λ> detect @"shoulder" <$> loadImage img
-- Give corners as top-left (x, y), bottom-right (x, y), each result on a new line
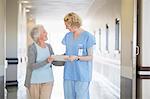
top-left (66, 32), bottom-right (72, 35)
top-left (64, 32), bottom-right (72, 37)
top-left (28, 43), bottom-right (36, 51)
top-left (46, 43), bottom-right (51, 48)
top-left (45, 43), bottom-right (54, 54)
top-left (46, 43), bottom-right (53, 50)
top-left (83, 31), bottom-right (96, 44)
top-left (27, 43), bottom-right (37, 55)
top-left (83, 31), bottom-right (94, 38)
top-left (62, 32), bottom-right (72, 41)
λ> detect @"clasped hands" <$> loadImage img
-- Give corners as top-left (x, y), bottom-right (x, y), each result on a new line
top-left (47, 55), bottom-right (79, 63)
top-left (64, 55), bottom-right (78, 61)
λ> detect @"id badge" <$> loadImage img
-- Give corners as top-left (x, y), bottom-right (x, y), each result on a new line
top-left (78, 44), bottom-right (83, 56)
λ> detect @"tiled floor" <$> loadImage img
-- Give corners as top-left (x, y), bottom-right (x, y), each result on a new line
top-left (5, 62), bottom-right (119, 99)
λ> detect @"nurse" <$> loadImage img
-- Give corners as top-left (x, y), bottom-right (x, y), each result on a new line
top-left (62, 12), bottom-right (95, 99)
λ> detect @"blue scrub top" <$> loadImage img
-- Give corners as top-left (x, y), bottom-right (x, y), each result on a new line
top-left (62, 31), bottom-right (96, 81)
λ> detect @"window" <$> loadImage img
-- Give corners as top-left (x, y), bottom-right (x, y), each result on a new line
top-left (98, 28), bottom-right (101, 51)
top-left (115, 18), bottom-right (120, 50)
top-left (106, 24), bottom-right (109, 51)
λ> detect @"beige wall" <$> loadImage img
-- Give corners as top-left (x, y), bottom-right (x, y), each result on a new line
top-left (6, 0), bottom-right (18, 58)
top-left (0, 0), bottom-right (6, 76)
top-left (121, 0), bottom-right (134, 79)
top-left (121, 0), bottom-right (137, 99)
top-left (6, 0), bottom-right (19, 82)
top-left (27, 17), bottom-right (36, 46)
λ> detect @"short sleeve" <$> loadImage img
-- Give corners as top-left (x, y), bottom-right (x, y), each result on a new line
top-left (86, 33), bottom-right (96, 48)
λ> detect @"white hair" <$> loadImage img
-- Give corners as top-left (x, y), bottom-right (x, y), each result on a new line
top-left (30, 25), bottom-right (43, 42)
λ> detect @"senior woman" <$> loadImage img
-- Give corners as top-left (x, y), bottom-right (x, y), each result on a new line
top-left (25, 25), bottom-right (54, 99)
top-left (62, 12), bottom-right (96, 99)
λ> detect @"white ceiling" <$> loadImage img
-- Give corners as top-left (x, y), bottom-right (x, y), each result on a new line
top-left (25, 0), bottom-right (95, 20)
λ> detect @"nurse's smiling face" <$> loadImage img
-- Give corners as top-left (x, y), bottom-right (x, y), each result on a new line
top-left (65, 22), bottom-right (78, 33)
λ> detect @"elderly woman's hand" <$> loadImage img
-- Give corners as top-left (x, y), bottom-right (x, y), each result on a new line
top-left (47, 56), bottom-right (54, 63)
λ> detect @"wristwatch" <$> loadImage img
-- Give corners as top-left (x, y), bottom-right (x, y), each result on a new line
top-left (77, 56), bottom-right (80, 61)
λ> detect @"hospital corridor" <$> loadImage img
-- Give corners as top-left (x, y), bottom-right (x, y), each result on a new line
top-left (0, 0), bottom-right (150, 99)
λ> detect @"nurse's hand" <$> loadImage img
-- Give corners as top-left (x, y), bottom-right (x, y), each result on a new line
top-left (64, 55), bottom-right (69, 60)
top-left (68, 56), bottom-right (78, 61)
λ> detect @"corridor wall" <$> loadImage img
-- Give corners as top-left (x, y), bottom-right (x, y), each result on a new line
top-left (6, 0), bottom-right (18, 85)
top-left (0, 0), bottom-right (5, 98)
top-left (86, 0), bottom-right (121, 97)
top-left (0, 0), bottom-right (5, 77)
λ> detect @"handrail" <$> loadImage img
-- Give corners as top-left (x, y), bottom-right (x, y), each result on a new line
top-left (137, 66), bottom-right (150, 79)
top-left (6, 58), bottom-right (18, 65)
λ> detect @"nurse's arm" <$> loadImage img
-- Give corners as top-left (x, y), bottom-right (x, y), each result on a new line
top-left (78, 47), bottom-right (93, 61)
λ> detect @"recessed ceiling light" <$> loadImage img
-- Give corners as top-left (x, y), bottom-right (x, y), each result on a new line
top-left (21, 0), bottom-right (29, 4)
top-left (26, 9), bottom-right (30, 12)
top-left (26, 5), bottom-right (32, 8)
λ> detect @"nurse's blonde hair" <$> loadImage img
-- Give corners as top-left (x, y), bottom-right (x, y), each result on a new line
top-left (64, 12), bottom-right (82, 28)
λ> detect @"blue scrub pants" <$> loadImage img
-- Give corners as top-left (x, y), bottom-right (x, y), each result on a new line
top-left (64, 80), bottom-right (90, 99)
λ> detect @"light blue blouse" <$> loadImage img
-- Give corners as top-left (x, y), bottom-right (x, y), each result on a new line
top-left (62, 31), bottom-right (95, 81)
top-left (30, 44), bottom-right (54, 83)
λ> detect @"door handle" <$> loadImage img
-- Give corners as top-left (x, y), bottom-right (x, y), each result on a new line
top-left (136, 46), bottom-right (140, 55)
